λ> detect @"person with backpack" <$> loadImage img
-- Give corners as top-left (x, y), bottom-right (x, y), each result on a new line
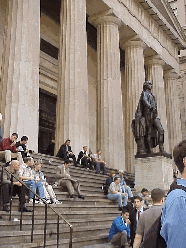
top-left (133, 188), bottom-right (165, 248)
top-left (160, 140), bottom-right (186, 248)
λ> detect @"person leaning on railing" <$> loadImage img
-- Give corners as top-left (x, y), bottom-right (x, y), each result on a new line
top-left (1, 160), bottom-right (31, 212)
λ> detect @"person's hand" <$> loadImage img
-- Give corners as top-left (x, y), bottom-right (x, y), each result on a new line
top-left (124, 185), bottom-right (127, 189)
top-left (122, 192), bottom-right (127, 197)
top-left (14, 181), bottom-right (22, 187)
top-left (10, 141), bottom-right (16, 147)
top-left (126, 219), bottom-right (130, 225)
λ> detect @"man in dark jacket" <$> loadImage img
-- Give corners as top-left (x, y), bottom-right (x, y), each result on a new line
top-left (108, 207), bottom-right (130, 247)
top-left (0, 133), bottom-right (23, 166)
top-left (2, 160), bottom-right (31, 212)
top-left (129, 196), bottom-right (148, 247)
top-left (56, 139), bottom-right (77, 166)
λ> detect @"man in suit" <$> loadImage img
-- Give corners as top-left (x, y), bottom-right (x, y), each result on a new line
top-left (129, 195), bottom-right (147, 247)
top-left (55, 160), bottom-right (85, 199)
top-left (77, 146), bottom-right (93, 169)
top-left (56, 139), bottom-right (77, 167)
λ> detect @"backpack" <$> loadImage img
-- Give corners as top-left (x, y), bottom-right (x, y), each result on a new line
top-left (141, 179), bottom-right (186, 248)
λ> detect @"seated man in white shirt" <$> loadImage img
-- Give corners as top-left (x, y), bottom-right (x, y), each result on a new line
top-left (19, 157), bottom-right (36, 202)
top-left (107, 176), bottom-right (128, 210)
top-left (93, 149), bottom-right (107, 174)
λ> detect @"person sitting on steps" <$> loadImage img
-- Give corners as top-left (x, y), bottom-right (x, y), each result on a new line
top-left (56, 139), bottom-right (77, 167)
top-left (1, 160), bottom-right (31, 212)
top-left (55, 160), bottom-right (85, 199)
top-left (0, 133), bottom-right (23, 166)
top-left (93, 149), bottom-right (107, 175)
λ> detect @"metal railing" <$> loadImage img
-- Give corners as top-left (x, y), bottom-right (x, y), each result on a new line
top-left (0, 164), bottom-right (73, 248)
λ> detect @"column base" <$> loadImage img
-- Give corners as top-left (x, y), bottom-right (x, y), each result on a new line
top-left (135, 156), bottom-right (173, 191)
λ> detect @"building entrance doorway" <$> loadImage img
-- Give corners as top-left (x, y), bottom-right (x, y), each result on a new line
top-left (38, 89), bottom-right (57, 154)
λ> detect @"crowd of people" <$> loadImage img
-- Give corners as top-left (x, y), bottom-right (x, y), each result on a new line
top-left (108, 139), bottom-right (186, 248)
top-left (1, 134), bottom-right (186, 248)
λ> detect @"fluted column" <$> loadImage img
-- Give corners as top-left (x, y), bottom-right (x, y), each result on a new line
top-left (145, 55), bottom-right (170, 153)
top-left (164, 70), bottom-right (182, 152)
top-left (121, 37), bottom-right (146, 172)
top-left (0, 0), bottom-right (40, 151)
top-left (55, 0), bottom-right (89, 156)
top-left (89, 15), bottom-right (125, 169)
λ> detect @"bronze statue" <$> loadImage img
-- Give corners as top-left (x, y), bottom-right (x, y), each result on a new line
top-left (132, 81), bottom-right (171, 157)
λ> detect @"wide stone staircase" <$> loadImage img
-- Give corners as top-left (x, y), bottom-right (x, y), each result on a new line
top-left (0, 153), bottom-right (135, 247)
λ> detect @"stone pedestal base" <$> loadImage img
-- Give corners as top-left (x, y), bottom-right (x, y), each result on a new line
top-left (135, 156), bottom-right (173, 191)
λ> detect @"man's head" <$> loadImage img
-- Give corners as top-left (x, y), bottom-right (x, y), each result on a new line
top-left (10, 133), bottom-right (18, 142)
top-left (134, 196), bottom-right (143, 210)
top-left (114, 176), bottom-right (120, 184)
top-left (118, 169), bottom-right (124, 176)
top-left (34, 160), bottom-right (42, 171)
top-left (65, 140), bottom-right (71, 146)
top-left (10, 160), bottom-right (20, 171)
top-left (64, 160), bottom-right (71, 168)
top-left (151, 188), bottom-right (165, 205)
top-left (24, 157), bottom-right (34, 167)
top-left (21, 136), bottom-right (28, 144)
top-left (143, 81), bottom-right (152, 91)
top-left (141, 188), bottom-right (148, 196)
top-left (83, 146), bottom-right (87, 152)
top-left (110, 170), bottom-right (116, 177)
top-left (97, 149), bottom-right (102, 155)
top-left (173, 140), bottom-right (186, 174)
top-left (121, 207), bottom-right (130, 221)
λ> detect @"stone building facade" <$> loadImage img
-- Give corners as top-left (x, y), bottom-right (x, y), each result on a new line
top-left (0, 0), bottom-right (185, 172)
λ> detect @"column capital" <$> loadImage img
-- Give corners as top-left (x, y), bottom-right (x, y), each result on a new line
top-left (145, 55), bottom-right (165, 67)
top-left (120, 35), bottom-right (146, 50)
top-left (164, 69), bottom-right (180, 79)
top-left (89, 10), bottom-right (121, 28)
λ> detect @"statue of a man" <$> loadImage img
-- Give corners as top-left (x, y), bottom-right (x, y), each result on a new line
top-left (132, 81), bottom-right (170, 156)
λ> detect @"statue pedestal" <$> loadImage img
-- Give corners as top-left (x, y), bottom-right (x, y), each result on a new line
top-left (134, 156), bottom-right (173, 191)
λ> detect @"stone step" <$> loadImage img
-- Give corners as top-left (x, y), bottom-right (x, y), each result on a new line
top-left (0, 215), bottom-right (115, 231)
top-left (0, 224), bottom-right (110, 244)
top-left (0, 233), bottom-right (109, 248)
top-left (0, 209), bottom-right (120, 220)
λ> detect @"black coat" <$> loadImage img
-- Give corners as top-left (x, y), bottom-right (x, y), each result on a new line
top-left (129, 207), bottom-right (148, 247)
top-left (56, 143), bottom-right (72, 159)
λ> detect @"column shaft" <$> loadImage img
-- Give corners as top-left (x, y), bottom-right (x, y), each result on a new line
top-left (122, 39), bottom-right (145, 172)
top-left (164, 70), bottom-right (182, 152)
top-left (96, 16), bottom-right (125, 169)
top-left (55, 0), bottom-right (89, 156)
top-left (0, 0), bottom-right (40, 151)
top-left (145, 56), bottom-right (170, 153)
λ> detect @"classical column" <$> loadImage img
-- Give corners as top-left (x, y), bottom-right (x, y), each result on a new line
top-left (0, 0), bottom-right (40, 151)
top-left (121, 37), bottom-right (146, 172)
top-left (145, 55), bottom-right (170, 153)
top-left (88, 15), bottom-right (125, 169)
top-left (55, 0), bottom-right (89, 156)
top-left (164, 69), bottom-right (182, 152)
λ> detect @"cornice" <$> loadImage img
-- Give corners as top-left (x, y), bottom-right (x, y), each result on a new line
top-left (135, 0), bottom-right (186, 49)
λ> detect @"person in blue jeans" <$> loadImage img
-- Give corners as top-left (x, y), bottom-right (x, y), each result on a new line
top-left (107, 176), bottom-right (128, 210)
top-left (19, 157), bottom-right (36, 201)
top-left (117, 169), bottom-right (133, 198)
top-left (32, 160), bottom-right (46, 204)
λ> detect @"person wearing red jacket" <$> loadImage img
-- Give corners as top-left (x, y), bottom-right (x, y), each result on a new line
top-left (0, 133), bottom-right (23, 166)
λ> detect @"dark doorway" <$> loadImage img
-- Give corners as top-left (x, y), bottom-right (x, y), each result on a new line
top-left (38, 89), bottom-right (57, 154)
